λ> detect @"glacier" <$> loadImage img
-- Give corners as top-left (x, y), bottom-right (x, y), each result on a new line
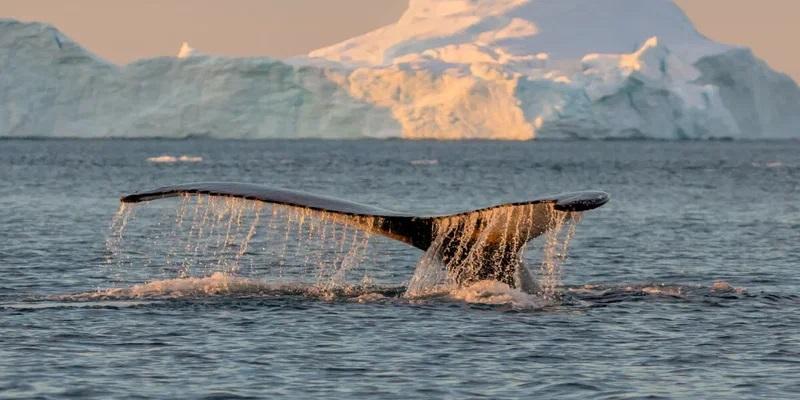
top-left (1, 0), bottom-right (798, 139)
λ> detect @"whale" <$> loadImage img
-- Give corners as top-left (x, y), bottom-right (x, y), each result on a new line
top-left (121, 182), bottom-right (608, 293)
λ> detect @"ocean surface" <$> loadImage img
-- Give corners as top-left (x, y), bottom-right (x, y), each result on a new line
top-left (1, 139), bottom-right (798, 399)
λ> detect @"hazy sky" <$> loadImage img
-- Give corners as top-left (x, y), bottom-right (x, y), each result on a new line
top-left (1, 0), bottom-right (797, 81)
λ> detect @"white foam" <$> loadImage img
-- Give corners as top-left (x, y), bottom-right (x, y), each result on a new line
top-left (66, 272), bottom-right (271, 300)
top-left (409, 159), bottom-right (439, 165)
top-left (766, 161), bottom-right (784, 169)
top-left (146, 155), bottom-right (203, 163)
top-left (59, 273), bottom-right (548, 308)
top-left (567, 281), bottom-right (748, 298)
top-left (450, 280), bottom-right (546, 309)
top-left (638, 285), bottom-right (684, 297)
top-left (710, 280), bottom-right (746, 294)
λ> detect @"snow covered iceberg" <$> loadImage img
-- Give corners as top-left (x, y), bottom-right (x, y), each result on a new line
top-left (0, 20), bottom-right (397, 138)
top-left (1, 0), bottom-right (798, 139)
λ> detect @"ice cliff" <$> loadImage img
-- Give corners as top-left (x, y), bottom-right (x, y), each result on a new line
top-left (0, 20), bottom-right (397, 138)
top-left (1, 0), bottom-right (799, 139)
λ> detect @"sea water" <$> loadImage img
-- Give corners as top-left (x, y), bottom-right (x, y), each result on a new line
top-left (1, 139), bottom-right (799, 399)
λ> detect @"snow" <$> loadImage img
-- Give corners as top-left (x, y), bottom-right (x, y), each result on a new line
top-left (1, 0), bottom-right (799, 139)
top-left (310, 0), bottom-right (726, 66)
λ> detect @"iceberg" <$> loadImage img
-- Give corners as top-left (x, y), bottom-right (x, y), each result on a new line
top-left (176, 42), bottom-right (196, 59)
top-left (0, 20), bottom-right (398, 138)
top-left (1, 0), bottom-right (798, 139)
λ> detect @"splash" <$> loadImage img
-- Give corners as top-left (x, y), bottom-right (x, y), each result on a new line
top-left (105, 202), bottom-right (137, 272)
top-left (74, 272), bottom-right (268, 300)
top-left (710, 280), bottom-right (747, 294)
top-left (107, 202), bottom-right (135, 251)
top-left (59, 272), bottom-right (405, 302)
top-left (536, 208), bottom-right (581, 300)
top-left (406, 203), bottom-right (581, 298)
top-left (105, 194), bottom-right (381, 294)
top-left (407, 204), bottom-right (539, 296)
top-left (106, 194), bottom-right (583, 301)
top-left (29, 279), bottom-right (761, 312)
top-left (450, 280), bottom-right (546, 309)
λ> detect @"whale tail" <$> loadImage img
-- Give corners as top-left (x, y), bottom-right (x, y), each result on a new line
top-left (121, 182), bottom-right (608, 290)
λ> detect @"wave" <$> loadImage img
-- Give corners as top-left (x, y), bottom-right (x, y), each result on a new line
top-left (48, 273), bottom-right (548, 308)
top-left (22, 273), bottom-right (763, 312)
top-left (54, 272), bottom-right (406, 303)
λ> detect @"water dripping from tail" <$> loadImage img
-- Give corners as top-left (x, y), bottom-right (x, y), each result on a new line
top-left (405, 204), bottom-right (583, 301)
top-left (535, 208), bottom-right (582, 300)
top-left (105, 183), bottom-right (608, 302)
top-left (104, 194), bottom-right (385, 297)
top-left (104, 198), bottom-right (584, 301)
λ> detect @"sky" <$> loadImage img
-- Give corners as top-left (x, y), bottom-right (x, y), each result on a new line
top-left (1, 0), bottom-right (797, 81)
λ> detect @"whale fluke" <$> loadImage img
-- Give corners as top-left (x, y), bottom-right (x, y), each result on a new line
top-left (121, 182), bottom-right (608, 291)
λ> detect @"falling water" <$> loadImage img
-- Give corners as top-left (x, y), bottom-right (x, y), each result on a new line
top-left (106, 195), bottom-right (583, 300)
top-left (536, 208), bottom-right (582, 300)
top-left (107, 203), bottom-right (135, 254)
top-left (106, 202), bottom-right (137, 278)
top-left (405, 203), bottom-right (582, 299)
top-left (104, 194), bottom-right (381, 294)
